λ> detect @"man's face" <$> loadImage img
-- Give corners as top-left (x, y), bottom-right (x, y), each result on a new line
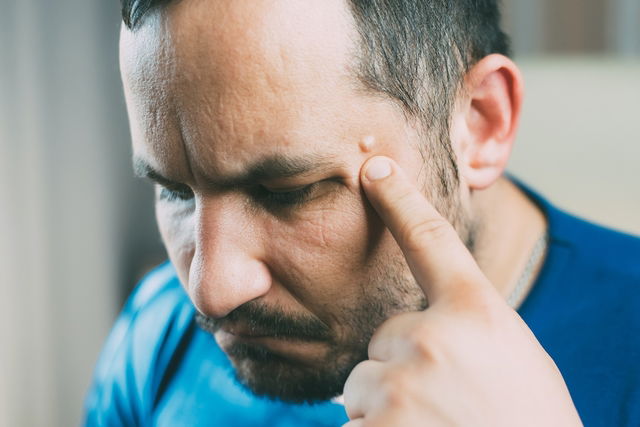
top-left (121, 0), bottom-right (465, 402)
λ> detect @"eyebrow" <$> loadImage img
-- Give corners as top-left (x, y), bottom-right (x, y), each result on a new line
top-left (133, 153), bottom-right (340, 189)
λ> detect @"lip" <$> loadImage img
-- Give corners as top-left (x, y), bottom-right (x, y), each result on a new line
top-left (218, 324), bottom-right (325, 342)
top-left (215, 329), bottom-right (330, 362)
top-left (219, 325), bottom-right (278, 339)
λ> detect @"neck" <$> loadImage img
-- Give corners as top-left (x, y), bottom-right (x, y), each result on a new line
top-left (470, 177), bottom-right (548, 307)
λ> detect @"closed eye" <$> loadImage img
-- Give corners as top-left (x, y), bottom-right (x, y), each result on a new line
top-left (156, 182), bottom-right (323, 207)
top-left (157, 184), bottom-right (194, 202)
top-left (254, 184), bottom-right (317, 208)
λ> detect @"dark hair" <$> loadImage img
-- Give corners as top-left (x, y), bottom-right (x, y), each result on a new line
top-left (120, 0), bottom-right (510, 198)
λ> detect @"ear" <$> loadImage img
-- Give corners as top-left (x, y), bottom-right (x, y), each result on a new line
top-left (450, 54), bottom-right (523, 190)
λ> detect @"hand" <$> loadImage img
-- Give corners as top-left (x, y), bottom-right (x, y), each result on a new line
top-left (342, 156), bottom-right (582, 427)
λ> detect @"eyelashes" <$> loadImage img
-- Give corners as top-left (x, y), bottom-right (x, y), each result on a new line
top-left (158, 185), bottom-right (194, 202)
top-left (157, 183), bottom-right (318, 208)
top-left (253, 184), bottom-right (317, 208)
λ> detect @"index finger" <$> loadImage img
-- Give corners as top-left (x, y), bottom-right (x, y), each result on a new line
top-left (360, 156), bottom-right (488, 303)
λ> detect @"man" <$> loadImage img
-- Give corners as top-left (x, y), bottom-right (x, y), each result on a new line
top-left (85, 0), bottom-right (640, 425)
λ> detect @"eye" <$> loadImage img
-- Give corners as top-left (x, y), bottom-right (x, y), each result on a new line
top-left (157, 184), bottom-right (194, 203)
top-left (255, 184), bottom-right (317, 208)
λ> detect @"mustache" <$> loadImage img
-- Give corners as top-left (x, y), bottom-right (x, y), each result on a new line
top-left (195, 301), bottom-right (332, 342)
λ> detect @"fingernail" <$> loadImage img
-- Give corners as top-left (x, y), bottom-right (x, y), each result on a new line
top-left (365, 157), bottom-right (392, 181)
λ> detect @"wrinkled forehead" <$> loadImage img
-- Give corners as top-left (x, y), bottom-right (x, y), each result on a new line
top-left (119, 0), bottom-right (360, 179)
top-left (120, 0), bottom-right (356, 91)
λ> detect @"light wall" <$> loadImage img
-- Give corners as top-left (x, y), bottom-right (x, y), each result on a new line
top-left (508, 58), bottom-right (640, 236)
top-left (0, 1), bottom-right (164, 426)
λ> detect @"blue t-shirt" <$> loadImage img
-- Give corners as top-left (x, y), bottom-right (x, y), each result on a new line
top-left (84, 185), bottom-right (640, 426)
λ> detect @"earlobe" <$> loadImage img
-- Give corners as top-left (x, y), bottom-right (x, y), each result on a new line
top-left (455, 54), bottom-right (523, 190)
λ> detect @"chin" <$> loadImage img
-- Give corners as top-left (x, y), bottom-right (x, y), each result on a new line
top-left (223, 340), bottom-right (361, 403)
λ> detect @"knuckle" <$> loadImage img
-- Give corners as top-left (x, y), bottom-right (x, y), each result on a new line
top-left (399, 216), bottom-right (452, 253)
top-left (368, 311), bottom-right (427, 359)
top-left (449, 288), bottom-right (505, 328)
top-left (444, 286), bottom-right (485, 314)
top-left (379, 367), bottom-right (414, 410)
top-left (361, 419), bottom-right (385, 427)
top-left (405, 322), bottom-right (444, 363)
top-left (475, 298), bottom-right (504, 327)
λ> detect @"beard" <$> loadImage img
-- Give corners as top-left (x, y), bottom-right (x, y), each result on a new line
top-left (194, 163), bottom-right (476, 404)
top-left (194, 254), bottom-right (429, 404)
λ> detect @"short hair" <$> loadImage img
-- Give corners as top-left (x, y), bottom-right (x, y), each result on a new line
top-left (120, 0), bottom-right (511, 198)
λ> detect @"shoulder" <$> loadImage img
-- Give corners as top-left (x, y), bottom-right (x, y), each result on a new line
top-left (517, 185), bottom-right (640, 425)
top-left (517, 179), bottom-right (640, 347)
top-left (126, 261), bottom-right (187, 312)
top-left (513, 176), bottom-right (640, 284)
top-left (83, 262), bottom-right (196, 426)
top-left (549, 207), bottom-right (640, 284)
top-left (546, 215), bottom-right (640, 426)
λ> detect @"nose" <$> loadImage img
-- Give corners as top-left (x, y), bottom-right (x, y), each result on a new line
top-left (188, 197), bottom-right (271, 318)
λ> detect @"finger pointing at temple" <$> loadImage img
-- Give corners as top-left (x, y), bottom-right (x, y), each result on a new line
top-left (360, 156), bottom-right (492, 304)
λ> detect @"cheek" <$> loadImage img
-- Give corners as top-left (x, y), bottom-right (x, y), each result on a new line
top-left (266, 192), bottom-right (386, 285)
top-left (298, 207), bottom-right (357, 248)
top-left (155, 203), bottom-right (196, 284)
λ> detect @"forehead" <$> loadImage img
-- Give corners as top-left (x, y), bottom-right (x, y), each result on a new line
top-left (120, 0), bottom-right (367, 181)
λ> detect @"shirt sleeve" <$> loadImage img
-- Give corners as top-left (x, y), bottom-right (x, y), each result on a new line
top-left (82, 262), bottom-right (192, 427)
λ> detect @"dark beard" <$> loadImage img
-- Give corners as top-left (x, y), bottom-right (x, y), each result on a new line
top-left (195, 301), bottom-right (371, 403)
top-left (194, 258), bottom-right (427, 404)
top-left (221, 337), bottom-right (364, 403)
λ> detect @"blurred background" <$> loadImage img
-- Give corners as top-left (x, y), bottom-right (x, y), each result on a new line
top-left (0, 0), bottom-right (638, 425)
